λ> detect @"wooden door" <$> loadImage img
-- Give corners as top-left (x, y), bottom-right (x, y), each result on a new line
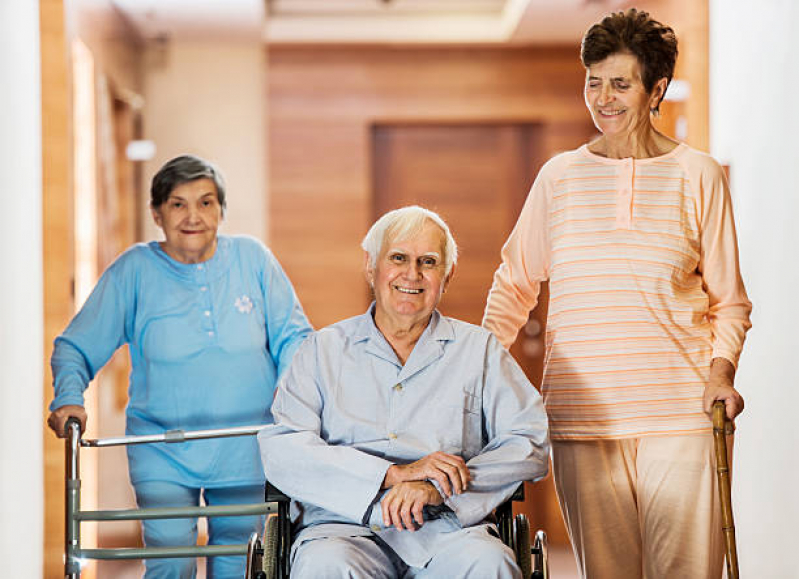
top-left (372, 123), bottom-right (568, 545)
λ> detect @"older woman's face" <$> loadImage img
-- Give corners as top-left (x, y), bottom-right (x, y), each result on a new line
top-left (584, 52), bottom-right (664, 139)
top-left (151, 177), bottom-right (222, 264)
top-left (367, 221), bottom-right (450, 330)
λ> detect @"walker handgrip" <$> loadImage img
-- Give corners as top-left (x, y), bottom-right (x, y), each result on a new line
top-left (64, 416), bottom-right (83, 438)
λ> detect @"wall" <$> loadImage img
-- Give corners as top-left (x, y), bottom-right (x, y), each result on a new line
top-left (709, 0), bottom-right (799, 575)
top-left (637, 0), bottom-right (709, 152)
top-left (142, 40), bottom-right (268, 243)
top-left (40, 1), bottom-right (146, 575)
top-left (0, 3), bottom-right (43, 576)
top-left (40, 0), bottom-right (75, 575)
top-left (68, 0), bottom-right (144, 92)
top-left (268, 45), bottom-right (594, 328)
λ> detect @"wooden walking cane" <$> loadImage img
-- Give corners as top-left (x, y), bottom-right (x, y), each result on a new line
top-left (712, 400), bottom-right (739, 579)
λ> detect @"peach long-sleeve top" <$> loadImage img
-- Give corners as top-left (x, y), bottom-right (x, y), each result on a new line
top-left (483, 143), bottom-right (752, 440)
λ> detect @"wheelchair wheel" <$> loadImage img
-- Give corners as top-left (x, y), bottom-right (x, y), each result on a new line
top-left (532, 529), bottom-right (549, 579)
top-left (245, 532), bottom-right (266, 579)
top-left (262, 514), bottom-right (280, 579)
top-left (513, 514), bottom-right (532, 579)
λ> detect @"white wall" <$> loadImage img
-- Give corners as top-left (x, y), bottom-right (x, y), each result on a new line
top-left (709, 1), bottom-right (799, 575)
top-left (0, 1), bottom-right (43, 576)
top-left (142, 40), bottom-right (268, 243)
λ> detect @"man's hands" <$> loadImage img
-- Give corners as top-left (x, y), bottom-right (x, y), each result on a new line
top-left (381, 481), bottom-right (443, 531)
top-left (47, 405), bottom-right (87, 438)
top-left (382, 451), bottom-right (471, 497)
top-left (379, 451), bottom-right (471, 532)
top-left (703, 357), bottom-right (744, 421)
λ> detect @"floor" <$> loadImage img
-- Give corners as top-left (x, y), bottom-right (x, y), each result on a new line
top-left (549, 546), bottom-right (581, 578)
top-left (96, 546), bottom-right (579, 578)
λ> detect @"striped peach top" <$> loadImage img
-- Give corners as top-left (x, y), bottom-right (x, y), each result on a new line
top-left (483, 143), bottom-right (752, 440)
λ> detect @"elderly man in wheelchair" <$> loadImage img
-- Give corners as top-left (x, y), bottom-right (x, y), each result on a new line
top-left (258, 206), bottom-right (550, 578)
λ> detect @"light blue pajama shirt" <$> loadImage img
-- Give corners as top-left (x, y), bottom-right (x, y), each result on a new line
top-left (258, 305), bottom-right (550, 568)
top-left (51, 234), bottom-right (312, 488)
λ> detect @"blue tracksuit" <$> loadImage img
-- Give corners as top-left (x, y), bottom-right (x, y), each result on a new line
top-left (51, 234), bottom-right (312, 577)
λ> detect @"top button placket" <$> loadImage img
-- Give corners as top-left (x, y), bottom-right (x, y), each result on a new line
top-left (197, 265), bottom-right (216, 340)
top-left (616, 158), bottom-right (635, 229)
top-left (387, 382), bottom-right (404, 444)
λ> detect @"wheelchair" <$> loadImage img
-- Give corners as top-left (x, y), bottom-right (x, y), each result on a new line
top-left (245, 482), bottom-right (549, 579)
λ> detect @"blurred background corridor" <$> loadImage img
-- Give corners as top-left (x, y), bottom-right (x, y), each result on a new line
top-left (1, 0), bottom-right (797, 576)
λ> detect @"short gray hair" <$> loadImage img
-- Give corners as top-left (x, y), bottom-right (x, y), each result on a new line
top-left (150, 154), bottom-right (227, 213)
top-left (361, 206), bottom-right (458, 276)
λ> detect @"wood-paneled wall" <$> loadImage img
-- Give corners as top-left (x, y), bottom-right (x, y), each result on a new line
top-left (41, 2), bottom-right (144, 576)
top-left (41, 1), bottom-right (74, 576)
top-left (268, 45), bottom-right (595, 329)
top-left (633, 0), bottom-right (710, 150)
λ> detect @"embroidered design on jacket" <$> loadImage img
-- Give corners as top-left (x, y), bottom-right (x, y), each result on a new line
top-left (235, 295), bottom-right (253, 314)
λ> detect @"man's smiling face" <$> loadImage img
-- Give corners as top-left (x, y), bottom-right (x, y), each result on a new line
top-left (368, 220), bottom-right (450, 332)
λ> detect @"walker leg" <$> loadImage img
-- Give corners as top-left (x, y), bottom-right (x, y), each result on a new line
top-left (65, 419), bottom-right (82, 579)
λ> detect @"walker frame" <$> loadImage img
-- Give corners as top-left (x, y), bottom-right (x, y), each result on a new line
top-left (63, 418), bottom-right (273, 578)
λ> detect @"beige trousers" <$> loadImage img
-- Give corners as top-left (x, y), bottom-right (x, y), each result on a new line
top-left (552, 434), bottom-right (727, 579)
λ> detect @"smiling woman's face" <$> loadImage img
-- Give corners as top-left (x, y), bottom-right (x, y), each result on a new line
top-left (368, 220), bottom-right (450, 333)
top-left (584, 51), bottom-right (665, 139)
top-left (151, 177), bottom-right (222, 264)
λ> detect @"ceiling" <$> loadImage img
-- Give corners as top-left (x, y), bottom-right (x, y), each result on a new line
top-left (268, 0), bottom-right (509, 15)
top-left (111, 0), bottom-right (634, 44)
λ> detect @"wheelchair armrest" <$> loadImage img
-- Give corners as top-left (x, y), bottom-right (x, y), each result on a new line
top-left (265, 480), bottom-right (291, 503)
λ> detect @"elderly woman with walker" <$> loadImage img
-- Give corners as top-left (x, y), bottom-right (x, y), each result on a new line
top-left (47, 155), bottom-right (312, 578)
top-left (483, 9), bottom-right (751, 578)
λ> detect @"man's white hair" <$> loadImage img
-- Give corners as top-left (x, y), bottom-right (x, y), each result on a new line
top-left (361, 205), bottom-right (458, 276)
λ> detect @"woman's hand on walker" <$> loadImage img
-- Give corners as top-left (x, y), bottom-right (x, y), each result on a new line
top-left (47, 405), bottom-right (87, 438)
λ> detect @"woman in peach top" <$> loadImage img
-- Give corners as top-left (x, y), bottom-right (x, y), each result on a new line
top-left (483, 9), bottom-right (751, 578)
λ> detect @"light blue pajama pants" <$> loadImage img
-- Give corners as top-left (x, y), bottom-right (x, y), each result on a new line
top-left (134, 481), bottom-right (264, 579)
top-left (290, 529), bottom-right (521, 578)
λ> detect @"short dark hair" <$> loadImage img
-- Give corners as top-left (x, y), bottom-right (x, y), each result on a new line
top-left (581, 8), bottom-right (678, 111)
top-left (150, 155), bottom-right (227, 212)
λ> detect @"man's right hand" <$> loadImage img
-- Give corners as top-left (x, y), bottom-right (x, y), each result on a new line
top-left (47, 405), bottom-right (87, 438)
top-left (382, 451), bottom-right (471, 497)
top-left (381, 481), bottom-right (443, 531)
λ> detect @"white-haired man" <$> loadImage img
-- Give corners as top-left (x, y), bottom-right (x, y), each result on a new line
top-left (258, 206), bottom-right (549, 578)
